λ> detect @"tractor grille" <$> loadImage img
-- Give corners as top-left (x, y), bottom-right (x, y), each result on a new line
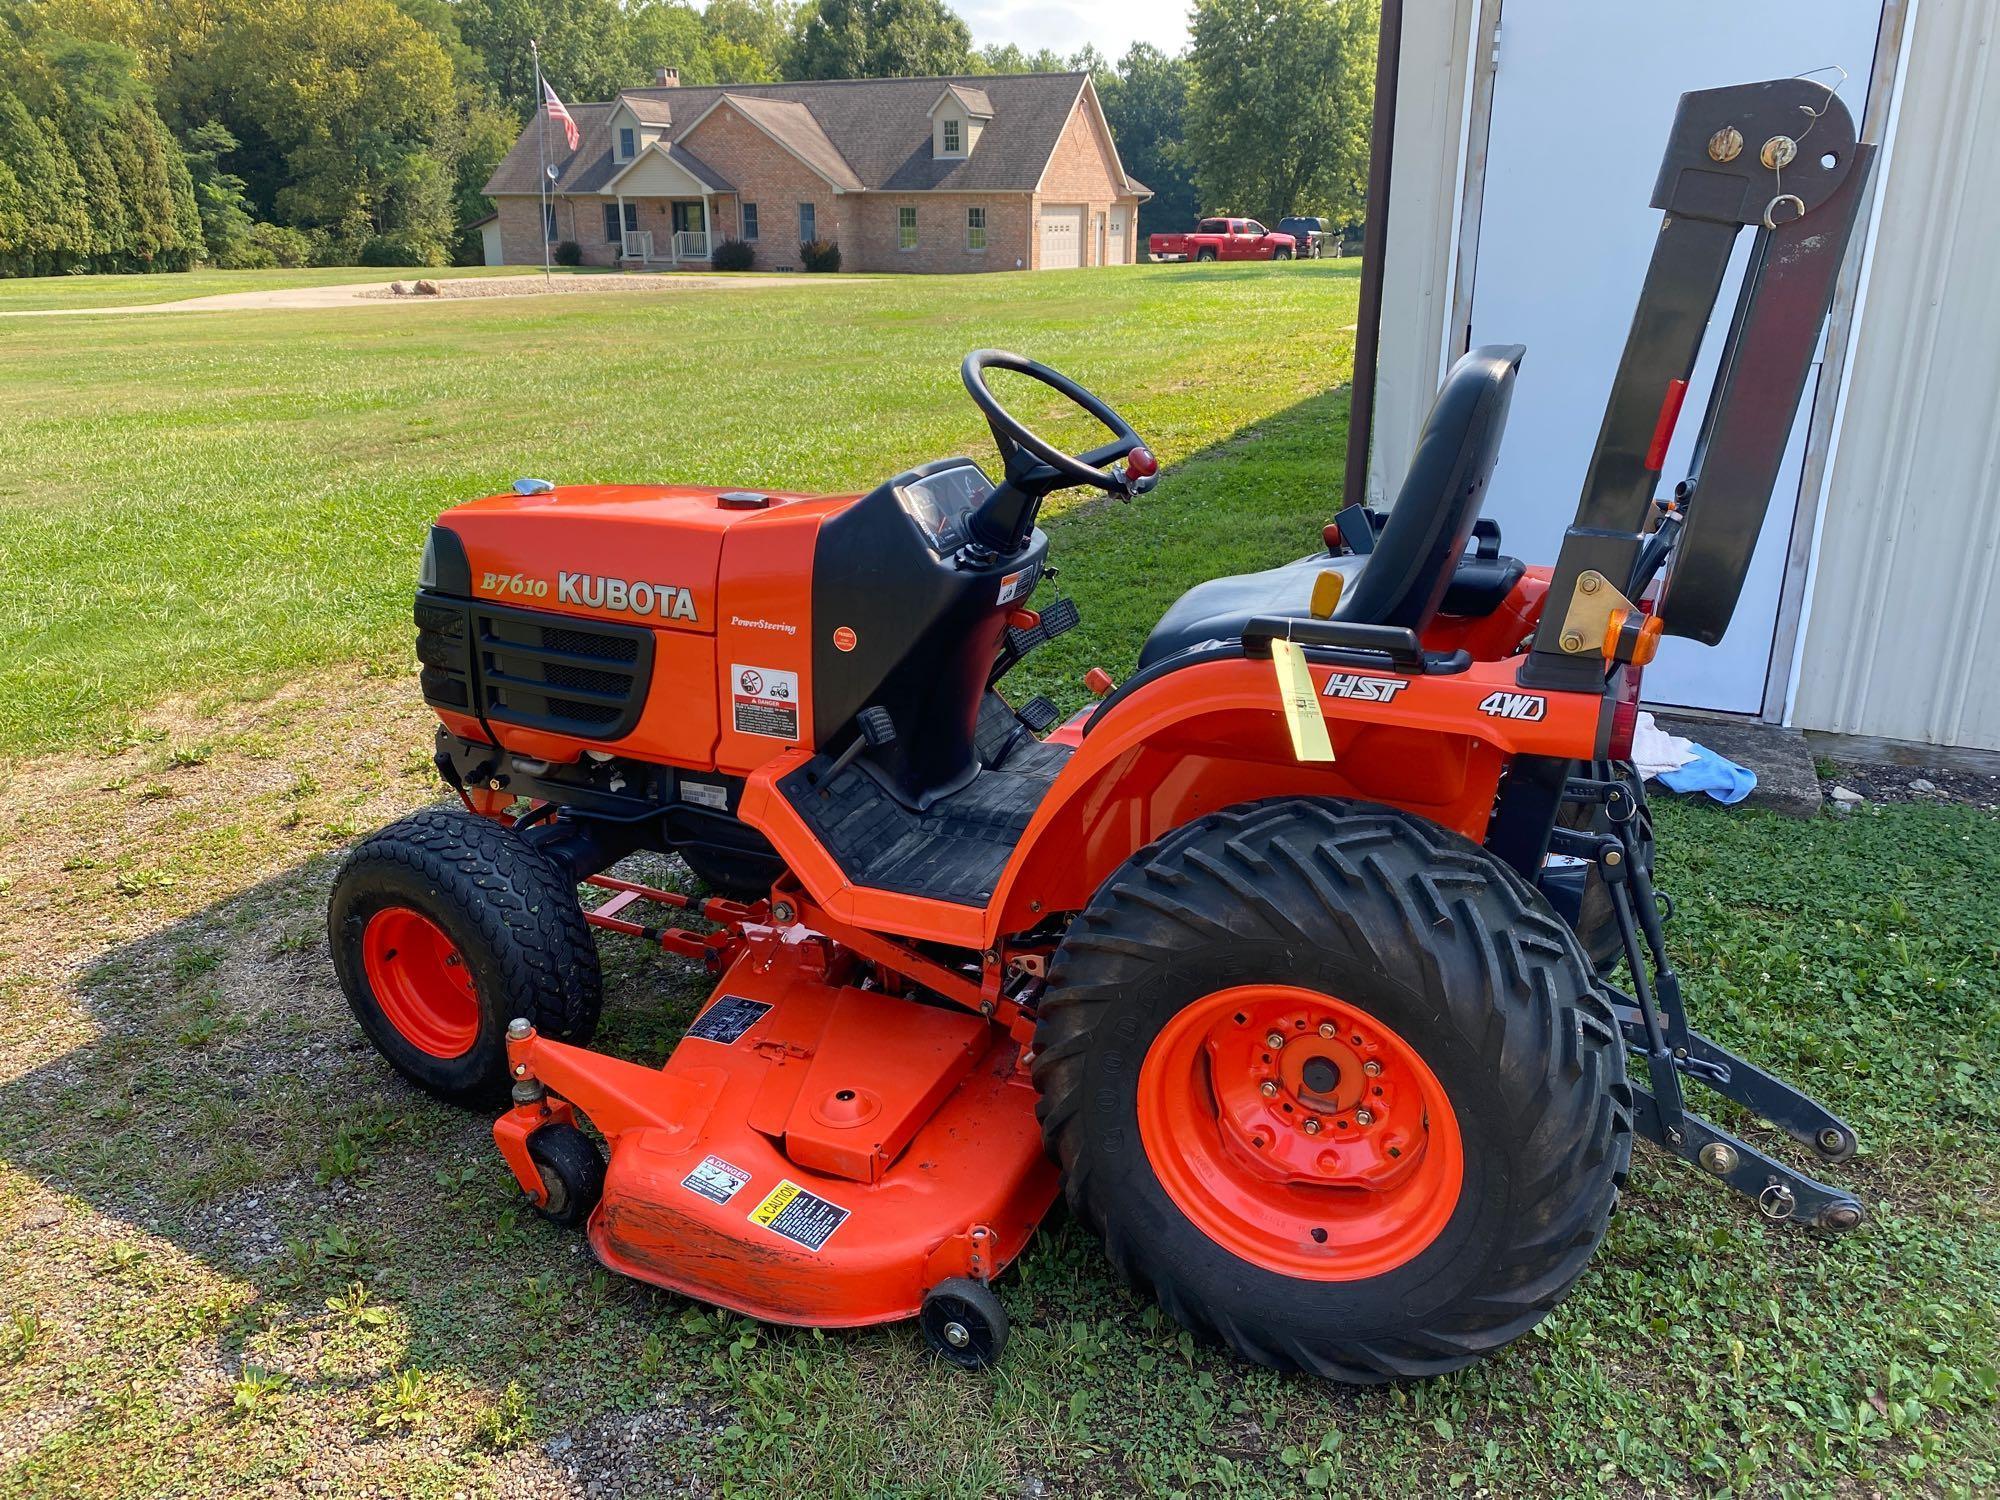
top-left (414, 591), bottom-right (654, 740)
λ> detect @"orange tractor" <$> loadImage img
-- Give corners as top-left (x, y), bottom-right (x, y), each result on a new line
top-left (331, 79), bottom-right (1870, 1379)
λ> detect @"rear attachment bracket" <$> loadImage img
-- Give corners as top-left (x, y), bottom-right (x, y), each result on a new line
top-left (1552, 774), bottom-right (1864, 1233)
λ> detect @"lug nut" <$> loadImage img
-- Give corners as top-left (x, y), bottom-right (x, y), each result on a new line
top-left (1353, 1107), bottom-right (1374, 1125)
top-left (1362, 1059), bottom-right (1382, 1077)
top-left (1259, 1080), bottom-right (1279, 1098)
top-left (1265, 1031), bottom-right (1286, 1050)
top-left (1317, 1021), bottom-right (1337, 1039)
top-left (1301, 1117), bottom-right (1321, 1136)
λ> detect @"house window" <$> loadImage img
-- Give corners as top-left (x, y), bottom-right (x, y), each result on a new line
top-left (618, 126), bottom-right (635, 160)
top-left (942, 118), bottom-right (962, 154)
top-left (799, 202), bottom-right (816, 243)
top-left (742, 202), bottom-right (759, 241)
top-left (604, 204), bottom-right (620, 242)
top-left (966, 206), bottom-right (986, 252)
top-left (898, 205), bottom-right (918, 251)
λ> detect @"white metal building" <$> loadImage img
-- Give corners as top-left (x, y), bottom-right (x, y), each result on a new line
top-left (1368, 0), bottom-right (1999, 753)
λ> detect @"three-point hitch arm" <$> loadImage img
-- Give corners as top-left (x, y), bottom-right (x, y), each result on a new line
top-left (1521, 77), bottom-right (1878, 692)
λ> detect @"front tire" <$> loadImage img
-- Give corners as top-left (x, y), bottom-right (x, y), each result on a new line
top-left (329, 807), bottom-right (602, 1108)
top-left (1273, 247), bottom-right (1293, 261)
top-left (1034, 798), bottom-right (1631, 1382)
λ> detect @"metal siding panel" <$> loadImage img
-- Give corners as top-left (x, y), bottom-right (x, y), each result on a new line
top-left (1367, 0), bottom-right (1481, 507)
top-left (1795, 0), bottom-right (2000, 749)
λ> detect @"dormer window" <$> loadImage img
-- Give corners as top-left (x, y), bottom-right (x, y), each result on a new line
top-left (942, 118), bottom-right (961, 155)
top-left (618, 126), bottom-right (636, 161)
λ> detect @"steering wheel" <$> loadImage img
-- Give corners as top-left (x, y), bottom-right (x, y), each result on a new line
top-left (961, 350), bottom-right (1158, 501)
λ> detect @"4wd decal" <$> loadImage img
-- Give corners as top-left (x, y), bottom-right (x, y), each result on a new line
top-left (1478, 690), bottom-right (1548, 721)
top-left (1321, 672), bottom-right (1411, 704)
top-left (556, 572), bottom-right (699, 621)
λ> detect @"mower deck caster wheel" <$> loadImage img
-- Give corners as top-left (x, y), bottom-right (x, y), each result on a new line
top-left (920, 1278), bottom-right (1008, 1371)
top-left (526, 1123), bottom-right (605, 1229)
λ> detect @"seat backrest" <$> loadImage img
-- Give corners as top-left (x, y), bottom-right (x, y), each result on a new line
top-left (1337, 344), bottom-right (1524, 632)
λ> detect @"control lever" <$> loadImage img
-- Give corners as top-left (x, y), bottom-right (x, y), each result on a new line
top-left (821, 707), bottom-right (896, 791)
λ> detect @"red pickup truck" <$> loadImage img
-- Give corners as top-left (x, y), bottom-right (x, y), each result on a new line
top-left (1148, 217), bottom-right (1297, 263)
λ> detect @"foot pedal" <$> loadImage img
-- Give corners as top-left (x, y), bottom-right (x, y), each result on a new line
top-left (1005, 595), bottom-right (1080, 657)
top-left (1015, 696), bottom-right (1059, 733)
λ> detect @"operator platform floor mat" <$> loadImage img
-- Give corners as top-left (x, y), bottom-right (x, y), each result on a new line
top-left (778, 697), bottom-right (1069, 905)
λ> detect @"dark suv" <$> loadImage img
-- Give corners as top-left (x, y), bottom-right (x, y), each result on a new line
top-left (1276, 216), bottom-right (1329, 259)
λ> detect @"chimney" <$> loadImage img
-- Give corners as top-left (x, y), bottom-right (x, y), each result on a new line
top-left (655, 66), bottom-right (680, 88)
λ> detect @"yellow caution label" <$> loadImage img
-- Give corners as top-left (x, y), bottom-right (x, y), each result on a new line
top-left (1272, 638), bottom-right (1337, 762)
top-left (747, 1178), bottom-right (850, 1251)
top-left (748, 1180), bottom-right (799, 1226)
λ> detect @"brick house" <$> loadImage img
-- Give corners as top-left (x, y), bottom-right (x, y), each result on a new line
top-left (483, 69), bottom-right (1149, 273)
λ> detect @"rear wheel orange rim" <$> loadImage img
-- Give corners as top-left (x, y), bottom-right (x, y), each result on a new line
top-left (1136, 984), bottom-right (1463, 1280)
top-left (361, 907), bottom-right (480, 1059)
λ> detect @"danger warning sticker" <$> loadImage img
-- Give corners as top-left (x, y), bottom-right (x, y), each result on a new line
top-left (731, 663), bottom-right (799, 740)
top-left (686, 994), bottom-right (772, 1045)
top-left (681, 1154), bottom-right (752, 1206)
top-left (748, 1179), bottom-right (851, 1251)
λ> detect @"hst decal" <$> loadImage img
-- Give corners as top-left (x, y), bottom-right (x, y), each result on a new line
top-left (1321, 672), bottom-right (1411, 704)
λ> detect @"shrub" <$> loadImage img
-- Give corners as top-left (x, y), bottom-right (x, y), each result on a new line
top-left (247, 222), bottom-right (312, 268)
top-left (358, 234), bottom-right (426, 267)
top-left (711, 237), bottom-right (755, 272)
top-left (799, 238), bottom-right (841, 273)
top-left (554, 239), bottom-right (582, 266)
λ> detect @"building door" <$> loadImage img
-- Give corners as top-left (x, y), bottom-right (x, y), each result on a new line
top-left (1462, 0), bottom-right (1885, 712)
top-left (1108, 206), bottom-right (1128, 264)
top-left (1040, 205), bottom-right (1084, 269)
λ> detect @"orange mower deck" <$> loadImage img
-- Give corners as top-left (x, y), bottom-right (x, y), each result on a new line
top-left (494, 902), bottom-right (1057, 1327)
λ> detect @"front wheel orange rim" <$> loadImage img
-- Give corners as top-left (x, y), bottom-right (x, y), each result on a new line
top-left (1136, 984), bottom-right (1463, 1280)
top-left (361, 907), bottom-right (481, 1059)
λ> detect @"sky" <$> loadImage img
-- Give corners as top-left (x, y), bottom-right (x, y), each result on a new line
top-left (954, 0), bottom-right (1192, 62)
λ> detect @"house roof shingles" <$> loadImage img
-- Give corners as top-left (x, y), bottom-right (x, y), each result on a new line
top-left (485, 72), bottom-right (1132, 200)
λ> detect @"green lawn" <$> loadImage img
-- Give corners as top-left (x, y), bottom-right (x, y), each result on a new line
top-left (0, 261), bottom-right (1995, 1497)
top-left (0, 264), bottom-right (566, 313)
top-left (0, 262), bottom-right (1357, 757)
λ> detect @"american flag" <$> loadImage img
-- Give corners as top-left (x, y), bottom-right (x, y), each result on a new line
top-left (543, 79), bottom-right (579, 151)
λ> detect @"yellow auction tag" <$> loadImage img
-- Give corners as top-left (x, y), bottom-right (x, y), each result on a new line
top-left (1271, 638), bottom-right (1336, 762)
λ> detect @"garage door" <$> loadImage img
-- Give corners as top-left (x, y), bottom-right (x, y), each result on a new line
top-left (1040, 205), bottom-right (1084, 269)
top-left (1107, 207), bottom-right (1128, 265)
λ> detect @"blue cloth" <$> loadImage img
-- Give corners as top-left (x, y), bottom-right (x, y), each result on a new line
top-left (1658, 742), bottom-right (1757, 805)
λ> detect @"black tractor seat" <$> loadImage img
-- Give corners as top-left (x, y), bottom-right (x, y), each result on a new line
top-left (1138, 549), bottom-right (1527, 669)
top-left (1138, 344), bottom-right (1526, 671)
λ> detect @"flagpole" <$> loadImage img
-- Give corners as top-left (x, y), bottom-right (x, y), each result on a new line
top-left (534, 38), bottom-right (550, 285)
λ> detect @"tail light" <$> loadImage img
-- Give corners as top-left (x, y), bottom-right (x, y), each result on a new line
top-left (1607, 664), bottom-right (1644, 761)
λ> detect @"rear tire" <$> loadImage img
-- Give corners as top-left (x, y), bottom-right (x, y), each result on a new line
top-left (1196, 247), bottom-right (1217, 263)
top-left (1034, 798), bottom-right (1631, 1382)
top-left (329, 807), bottom-right (602, 1108)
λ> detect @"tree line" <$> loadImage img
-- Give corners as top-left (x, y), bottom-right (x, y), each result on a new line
top-left (0, 0), bottom-right (1376, 278)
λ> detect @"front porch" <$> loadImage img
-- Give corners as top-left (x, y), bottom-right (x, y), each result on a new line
top-left (601, 141), bottom-right (734, 269)
top-left (617, 212), bottom-right (716, 268)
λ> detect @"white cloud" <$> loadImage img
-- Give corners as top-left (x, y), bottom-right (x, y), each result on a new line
top-left (954, 0), bottom-right (1191, 62)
